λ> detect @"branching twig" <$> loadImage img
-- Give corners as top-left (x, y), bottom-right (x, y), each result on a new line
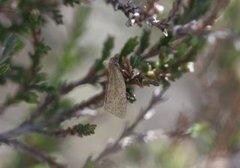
top-left (0, 91), bottom-right (105, 141)
top-left (2, 139), bottom-right (65, 168)
top-left (105, 0), bottom-right (230, 36)
top-left (173, 0), bottom-right (230, 35)
top-left (47, 91), bottom-right (105, 125)
top-left (82, 87), bottom-right (168, 167)
top-left (24, 66), bottom-right (103, 125)
top-left (105, 0), bottom-right (183, 31)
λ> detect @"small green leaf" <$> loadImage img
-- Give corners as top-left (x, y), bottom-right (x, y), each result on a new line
top-left (63, 0), bottom-right (81, 6)
top-left (33, 83), bottom-right (55, 93)
top-left (176, 43), bottom-right (188, 58)
top-left (22, 92), bottom-right (39, 104)
top-left (8, 65), bottom-right (26, 83)
top-left (102, 36), bottom-right (114, 60)
top-left (120, 37), bottom-right (138, 57)
top-left (35, 42), bottom-right (51, 56)
top-left (170, 68), bottom-right (182, 80)
top-left (187, 123), bottom-right (210, 138)
top-left (0, 64), bottom-right (10, 76)
top-left (0, 34), bottom-right (23, 64)
top-left (52, 9), bottom-right (63, 25)
top-left (157, 33), bottom-right (172, 49)
top-left (32, 164), bottom-right (49, 168)
top-left (87, 160), bottom-right (95, 168)
top-left (75, 123), bottom-right (97, 136)
top-left (95, 59), bottom-right (104, 71)
top-left (130, 55), bottom-right (141, 68)
top-left (130, 55), bottom-right (148, 72)
top-left (138, 29), bottom-right (151, 53)
top-left (187, 122), bottom-right (215, 149)
top-left (95, 36), bottom-right (115, 71)
top-left (31, 73), bottom-right (47, 84)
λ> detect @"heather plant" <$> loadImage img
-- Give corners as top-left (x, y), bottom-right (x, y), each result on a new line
top-left (0, 0), bottom-right (238, 168)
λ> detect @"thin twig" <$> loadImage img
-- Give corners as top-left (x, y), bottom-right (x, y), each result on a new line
top-left (105, 0), bottom-right (229, 36)
top-left (2, 139), bottom-right (65, 168)
top-left (173, 0), bottom-right (230, 35)
top-left (24, 68), bottom-right (103, 125)
top-left (47, 91), bottom-right (105, 125)
top-left (0, 91), bottom-right (105, 141)
top-left (82, 87), bottom-right (168, 167)
top-left (0, 28), bottom-right (43, 115)
top-left (105, 0), bottom-right (183, 31)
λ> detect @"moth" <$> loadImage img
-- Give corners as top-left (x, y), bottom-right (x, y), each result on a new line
top-left (104, 56), bottom-right (127, 118)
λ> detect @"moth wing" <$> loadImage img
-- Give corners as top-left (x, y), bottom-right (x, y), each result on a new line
top-left (104, 62), bottom-right (127, 118)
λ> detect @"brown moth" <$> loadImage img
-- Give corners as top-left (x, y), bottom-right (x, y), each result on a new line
top-left (104, 56), bottom-right (127, 118)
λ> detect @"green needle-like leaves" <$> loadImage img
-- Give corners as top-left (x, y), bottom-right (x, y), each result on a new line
top-left (0, 34), bottom-right (23, 64)
top-left (120, 36), bottom-right (138, 57)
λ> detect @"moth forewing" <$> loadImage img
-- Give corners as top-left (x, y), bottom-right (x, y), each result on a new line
top-left (104, 57), bottom-right (127, 118)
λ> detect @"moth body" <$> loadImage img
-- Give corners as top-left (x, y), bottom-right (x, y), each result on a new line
top-left (104, 56), bottom-right (127, 118)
